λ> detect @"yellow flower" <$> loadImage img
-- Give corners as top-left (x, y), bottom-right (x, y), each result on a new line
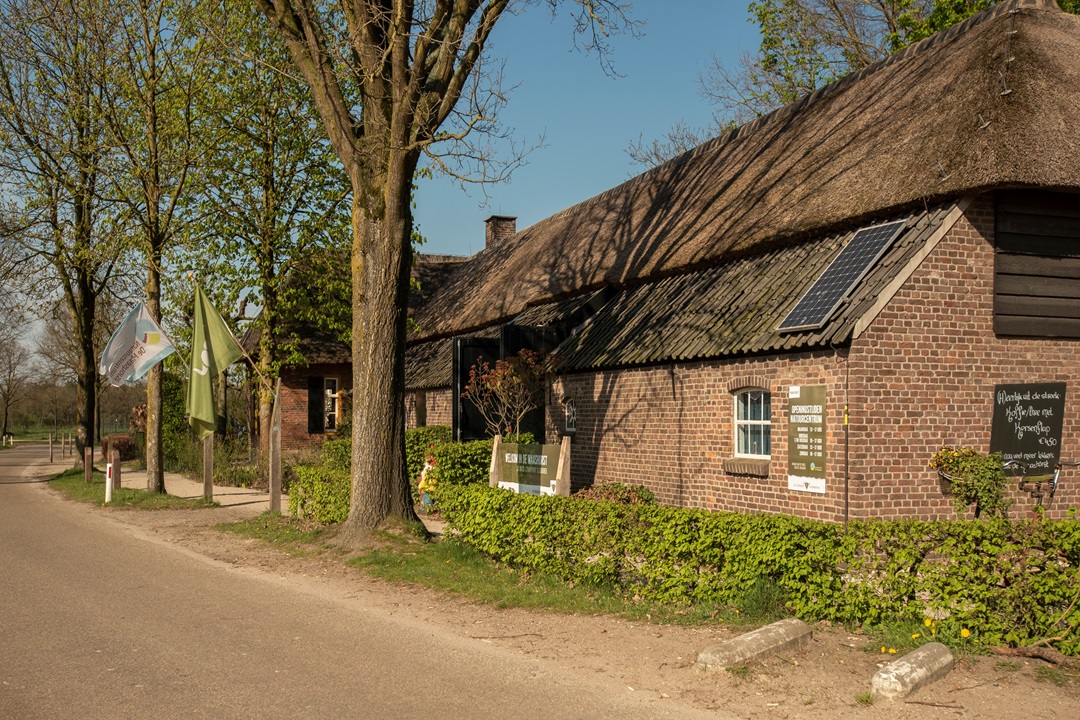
top-left (924, 618), bottom-right (933, 627)
top-left (961, 628), bottom-right (971, 638)
top-left (889, 648), bottom-right (897, 654)
top-left (880, 646), bottom-right (886, 653)
top-left (911, 633), bottom-right (921, 639)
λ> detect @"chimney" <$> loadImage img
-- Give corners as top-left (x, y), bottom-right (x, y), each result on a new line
top-left (484, 215), bottom-right (517, 250)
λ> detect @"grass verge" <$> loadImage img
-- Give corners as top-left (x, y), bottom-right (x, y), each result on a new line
top-left (49, 467), bottom-right (217, 509)
top-left (218, 513), bottom-right (329, 555)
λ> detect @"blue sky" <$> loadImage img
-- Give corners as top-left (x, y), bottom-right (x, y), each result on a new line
top-left (413, 1), bottom-right (760, 257)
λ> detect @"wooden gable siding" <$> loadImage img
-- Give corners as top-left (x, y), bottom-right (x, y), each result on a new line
top-left (994, 190), bottom-right (1080, 337)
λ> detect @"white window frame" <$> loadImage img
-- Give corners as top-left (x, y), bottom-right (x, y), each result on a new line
top-left (324, 377), bottom-right (339, 432)
top-left (734, 388), bottom-right (771, 459)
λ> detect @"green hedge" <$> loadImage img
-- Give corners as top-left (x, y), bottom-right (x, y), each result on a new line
top-left (290, 465), bottom-right (350, 523)
top-left (406, 426), bottom-right (452, 482)
top-left (439, 485), bottom-right (1080, 653)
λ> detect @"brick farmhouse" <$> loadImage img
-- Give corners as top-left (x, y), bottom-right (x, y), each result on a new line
top-left (281, 0), bottom-right (1080, 521)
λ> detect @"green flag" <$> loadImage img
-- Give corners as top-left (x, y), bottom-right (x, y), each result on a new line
top-left (186, 284), bottom-right (244, 440)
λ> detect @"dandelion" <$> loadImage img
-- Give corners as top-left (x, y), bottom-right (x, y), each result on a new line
top-left (924, 618), bottom-right (933, 627)
top-left (911, 633), bottom-right (921, 639)
top-left (880, 646), bottom-right (886, 653)
top-left (889, 648), bottom-right (897, 654)
top-left (961, 628), bottom-right (971, 638)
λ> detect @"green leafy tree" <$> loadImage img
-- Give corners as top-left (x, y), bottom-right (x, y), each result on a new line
top-left (251, 0), bottom-right (639, 540)
top-left (177, 0), bottom-right (351, 466)
top-left (96, 0), bottom-right (219, 492)
top-left (0, 0), bottom-right (127, 460)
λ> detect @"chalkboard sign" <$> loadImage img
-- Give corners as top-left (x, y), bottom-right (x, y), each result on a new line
top-left (989, 382), bottom-right (1067, 474)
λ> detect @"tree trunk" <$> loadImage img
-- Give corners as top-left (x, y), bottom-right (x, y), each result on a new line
top-left (341, 163), bottom-right (419, 541)
top-left (145, 260), bottom-right (166, 493)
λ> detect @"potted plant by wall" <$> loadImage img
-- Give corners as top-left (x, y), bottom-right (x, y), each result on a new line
top-left (930, 446), bottom-right (1010, 518)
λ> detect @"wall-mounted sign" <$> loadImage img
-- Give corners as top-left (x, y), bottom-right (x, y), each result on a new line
top-left (564, 398), bottom-right (576, 434)
top-left (787, 385), bottom-right (826, 494)
top-left (989, 382), bottom-right (1067, 474)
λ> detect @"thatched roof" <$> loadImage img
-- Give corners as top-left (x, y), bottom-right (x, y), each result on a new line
top-left (411, 0), bottom-right (1080, 341)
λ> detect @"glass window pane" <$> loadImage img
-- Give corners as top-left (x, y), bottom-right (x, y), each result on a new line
top-left (750, 391), bottom-right (762, 421)
top-left (762, 394), bottom-right (771, 421)
top-left (737, 392), bottom-right (748, 421)
top-left (737, 424), bottom-right (748, 455)
top-left (750, 425), bottom-right (762, 455)
top-left (762, 426), bottom-right (771, 455)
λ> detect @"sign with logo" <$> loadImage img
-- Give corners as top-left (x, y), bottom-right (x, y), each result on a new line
top-left (990, 382), bottom-right (1066, 474)
top-left (787, 385), bottom-right (826, 494)
top-left (498, 443), bottom-right (561, 495)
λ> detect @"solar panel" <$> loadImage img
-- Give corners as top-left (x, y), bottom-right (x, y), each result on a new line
top-left (778, 220), bottom-right (907, 332)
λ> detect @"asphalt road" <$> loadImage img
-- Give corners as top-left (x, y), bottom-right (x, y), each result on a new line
top-left (0, 444), bottom-right (713, 720)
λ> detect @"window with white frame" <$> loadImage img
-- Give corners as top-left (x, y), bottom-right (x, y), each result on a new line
top-left (735, 389), bottom-right (771, 458)
top-left (324, 378), bottom-right (339, 431)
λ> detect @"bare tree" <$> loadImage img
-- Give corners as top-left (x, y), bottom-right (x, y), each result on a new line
top-left (251, 0), bottom-right (639, 539)
top-left (0, 337), bottom-right (33, 437)
top-left (628, 0), bottom-right (940, 168)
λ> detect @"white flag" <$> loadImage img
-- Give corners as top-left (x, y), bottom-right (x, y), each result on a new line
top-left (98, 302), bottom-right (176, 387)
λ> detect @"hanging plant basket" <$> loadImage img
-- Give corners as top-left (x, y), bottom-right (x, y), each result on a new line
top-left (937, 469), bottom-right (956, 497)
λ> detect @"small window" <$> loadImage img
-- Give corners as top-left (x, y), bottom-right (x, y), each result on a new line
top-left (324, 378), bottom-right (339, 431)
top-left (735, 389), bottom-right (771, 459)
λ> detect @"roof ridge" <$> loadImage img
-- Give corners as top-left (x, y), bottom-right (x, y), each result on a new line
top-left (519, 0), bottom-right (1054, 236)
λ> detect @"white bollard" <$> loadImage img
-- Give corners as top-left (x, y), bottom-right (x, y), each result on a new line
top-left (105, 462), bottom-right (113, 503)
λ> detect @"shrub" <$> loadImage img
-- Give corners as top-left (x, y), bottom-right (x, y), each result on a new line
top-left (573, 482), bottom-right (656, 505)
top-left (438, 485), bottom-right (1080, 654)
top-left (427, 439), bottom-right (494, 487)
top-left (406, 425), bottom-right (452, 482)
top-left (426, 433), bottom-right (537, 492)
top-left (289, 465), bottom-right (351, 524)
top-left (101, 434), bottom-right (139, 462)
top-left (321, 437), bottom-right (352, 472)
top-left (213, 440), bottom-right (259, 488)
top-left (162, 370), bottom-right (196, 472)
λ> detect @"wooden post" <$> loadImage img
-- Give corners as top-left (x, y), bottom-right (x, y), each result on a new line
top-left (268, 379), bottom-right (282, 514)
top-left (49, 433), bottom-right (53, 463)
top-left (84, 447), bottom-right (92, 484)
top-left (203, 435), bottom-right (214, 501)
top-left (112, 448), bottom-right (122, 492)
top-left (489, 435), bottom-right (502, 488)
top-left (556, 436), bottom-right (572, 497)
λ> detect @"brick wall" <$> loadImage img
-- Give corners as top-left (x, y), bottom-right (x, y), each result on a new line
top-left (546, 194), bottom-right (1080, 521)
top-left (280, 363), bottom-right (352, 456)
top-left (405, 389), bottom-right (453, 429)
top-left (549, 351), bottom-right (848, 521)
top-left (847, 194), bottom-right (1080, 520)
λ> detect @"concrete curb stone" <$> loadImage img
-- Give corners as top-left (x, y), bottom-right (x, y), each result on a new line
top-left (697, 618), bottom-right (813, 672)
top-left (871, 641), bottom-right (955, 700)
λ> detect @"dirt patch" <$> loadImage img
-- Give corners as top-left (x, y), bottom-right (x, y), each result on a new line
top-left (74, 495), bottom-right (1080, 719)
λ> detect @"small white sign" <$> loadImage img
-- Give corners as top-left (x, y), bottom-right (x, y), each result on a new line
top-left (789, 385), bottom-right (801, 399)
top-left (788, 475), bottom-right (826, 494)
